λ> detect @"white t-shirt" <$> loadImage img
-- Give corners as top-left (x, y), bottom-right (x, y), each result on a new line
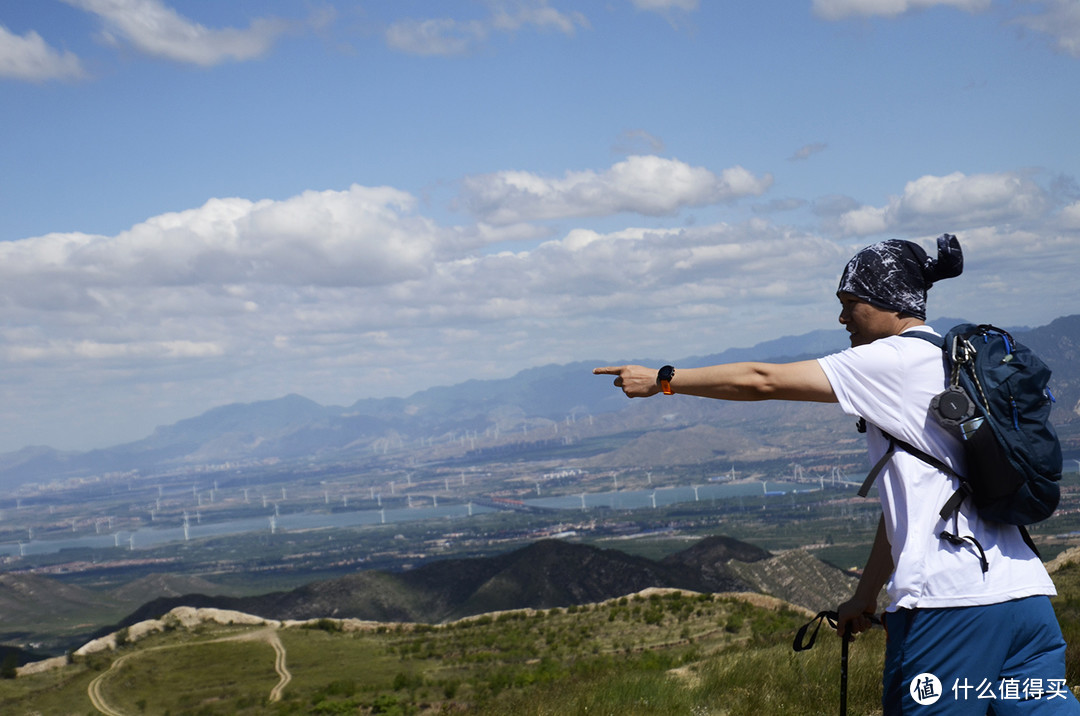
top-left (817, 326), bottom-right (1055, 611)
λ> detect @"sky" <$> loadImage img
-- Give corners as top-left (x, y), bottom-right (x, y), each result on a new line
top-left (1, 0), bottom-right (1079, 454)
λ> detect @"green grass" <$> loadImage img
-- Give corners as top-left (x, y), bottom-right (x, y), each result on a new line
top-left (0, 592), bottom-right (821, 715)
top-left (6, 562), bottom-right (1080, 715)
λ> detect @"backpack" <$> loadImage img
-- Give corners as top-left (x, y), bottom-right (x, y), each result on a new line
top-left (857, 323), bottom-right (1062, 566)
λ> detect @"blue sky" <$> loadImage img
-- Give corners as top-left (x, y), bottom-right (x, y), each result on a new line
top-left (1, 0), bottom-right (1079, 454)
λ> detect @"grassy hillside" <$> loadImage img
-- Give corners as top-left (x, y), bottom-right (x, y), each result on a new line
top-left (5, 560), bottom-right (1080, 715)
top-left (0, 590), bottom-right (866, 716)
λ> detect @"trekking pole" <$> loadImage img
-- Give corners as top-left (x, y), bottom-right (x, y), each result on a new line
top-left (839, 629), bottom-right (851, 716)
top-left (794, 610), bottom-right (880, 716)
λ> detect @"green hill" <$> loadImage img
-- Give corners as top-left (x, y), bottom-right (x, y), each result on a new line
top-left (6, 542), bottom-right (1078, 715)
top-left (2, 590), bottom-right (822, 715)
top-left (4, 553), bottom-right (1078, 715)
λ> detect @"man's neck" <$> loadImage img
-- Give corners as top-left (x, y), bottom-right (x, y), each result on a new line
top-left (894, 317), bottom-right (926, 335)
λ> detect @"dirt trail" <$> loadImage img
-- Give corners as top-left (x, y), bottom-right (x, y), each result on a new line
top-left (86, 626), bottom-right (291, 714)
top-left (244, 628), bottom-right (291, 702)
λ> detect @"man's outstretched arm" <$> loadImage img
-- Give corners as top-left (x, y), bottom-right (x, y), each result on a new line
top-left (593, 360), bottom-right (838, 404)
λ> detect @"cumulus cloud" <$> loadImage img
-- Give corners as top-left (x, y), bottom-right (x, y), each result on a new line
top-left (386, 0), bottom-right (588, 56)
top-left (63, 0), bottom-right (289, 66)
top-left (835, 171), bottom-right (1048, 236)
top-left (812, 0), bottom-right (990, 20)
top-left (0, 183), bottom-right (829, 398)
top-left (1013, 0), bottom-right (1080, 58)
top-left (0, 186), bottom-right (459, 306)
top-left (3, 170), bottom-right (1079, 453)
top-left (458, 156), bottom-right (773, 224)
top-left (0, 24), bottom-right (86, 81)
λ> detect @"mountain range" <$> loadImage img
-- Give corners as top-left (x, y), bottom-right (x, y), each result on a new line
top-left (95, 535), bottom-right (853, 642)
top-left (2, 315), bottom-right (1078, 490)
top-left (0, 534), bottom-right (857, 659)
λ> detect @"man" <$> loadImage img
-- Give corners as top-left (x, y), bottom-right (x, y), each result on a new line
top-left (595, 234), bottom-right (1077, 714)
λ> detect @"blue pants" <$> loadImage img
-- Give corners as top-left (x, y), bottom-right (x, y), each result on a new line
top-left (883, 596), bottom-right (1080, 715)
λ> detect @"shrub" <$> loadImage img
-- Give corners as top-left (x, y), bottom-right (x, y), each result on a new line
top-left (1, 651), bottom-right (18, 679)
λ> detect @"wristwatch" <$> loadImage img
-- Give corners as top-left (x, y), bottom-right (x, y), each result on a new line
top-left (657, 365), bottom-right (675, 395)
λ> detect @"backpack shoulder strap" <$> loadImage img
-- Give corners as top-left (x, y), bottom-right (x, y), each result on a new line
top-left (856, 429), bottom-right (962, 502)
top-left (856, 329), bottom-right (953, 499)
top-left (900, 329), bottom-right (945, 349)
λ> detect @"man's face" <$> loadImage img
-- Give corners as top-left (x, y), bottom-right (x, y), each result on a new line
top-left (838, 293), bottom-right (904, 347)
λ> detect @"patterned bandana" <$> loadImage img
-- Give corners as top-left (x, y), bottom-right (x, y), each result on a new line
top-left (837, 234), bottom-right (964, 320)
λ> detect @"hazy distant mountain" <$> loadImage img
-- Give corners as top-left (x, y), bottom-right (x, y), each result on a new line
top-left (2, 315), bottom-right (1076, 490)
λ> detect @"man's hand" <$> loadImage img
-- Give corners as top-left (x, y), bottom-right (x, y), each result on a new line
top-left (593, 365), bottom-right (661, 398)
top-left (836, 594), bottom-right (878, 639)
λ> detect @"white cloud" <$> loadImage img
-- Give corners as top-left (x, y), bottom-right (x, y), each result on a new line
top-left (459, 156), bottom-right (773, 224)
top-left (63, 0), bottom-right (289, 66)
top-left (3, 170), bottom-right (1079, 453)
top-left (386, 0), bottom-right (587, 56)
top-left (0, 186), bottom-right (459, 304)
top-left (812, 0), bottom-right (990, 20)
top-left (489, 1), bottom-right (589, 34)
top-left (1060, 200), bottom-right (1080, 228)
top-left (929, 225), bottom-right (1080, 317)
top-left (1013, 0), bottom-right (1080, 58)
top-left (385, 18), bottom-right (488, 56)
top-left (7, 339), bottom-right (224, 362)
top-left (836, 171), bottom-right (1048, 236)
top-left (612, 129), bottom-right (666, 156)
top-left (629, 0), bottom-right (700, 11)
top-left (0, 185), bottom-right (836, 439)
top-left (789, 142), bottom-right (829, 161)
top-left (0, 24), bottom-right (86, 81)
